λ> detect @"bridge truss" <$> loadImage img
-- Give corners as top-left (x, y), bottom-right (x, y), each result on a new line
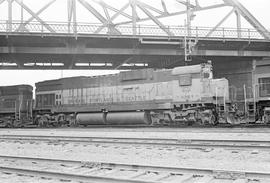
top-left (0, 0), bottom-right (269, 39)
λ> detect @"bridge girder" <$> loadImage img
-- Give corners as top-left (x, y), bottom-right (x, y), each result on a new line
top-left (0, 35), bottom-right (270, 70)
top-left (0, 0), bottom-right (269, 70)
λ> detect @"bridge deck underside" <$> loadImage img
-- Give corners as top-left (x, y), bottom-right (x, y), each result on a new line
top-left (0, 35), bottom-right (269, 69)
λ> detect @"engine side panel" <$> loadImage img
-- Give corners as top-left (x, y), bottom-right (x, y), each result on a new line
top-left (35, 63), bottom-right (229, 116)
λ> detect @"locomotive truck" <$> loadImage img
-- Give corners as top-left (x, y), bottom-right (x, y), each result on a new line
top-left (0, 61), bottom-right (270, 127)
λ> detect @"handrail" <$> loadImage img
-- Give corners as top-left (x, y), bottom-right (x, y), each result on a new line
top-left (0, 20), bottom-right (269, 40)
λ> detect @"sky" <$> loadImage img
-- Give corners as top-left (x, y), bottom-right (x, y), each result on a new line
top-left (0, 0), bottom-right (270, 87)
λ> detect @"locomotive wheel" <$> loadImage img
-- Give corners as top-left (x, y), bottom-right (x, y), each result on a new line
top-left (199, 114), bottom-right (217, 125)
top-left (227, 115), bottom-right (237, 124)
top-left (210, 115), bottom-right (218, 125)
top-left (56, 114), bottom-right (66, 127)
top-left (5, 123), bottom-right (13, 128)
top-left (185, 121), bottom-right (193, 126)
top-left (199, 117), bottom-right (207, 125)
top-left (197, 119), bottom-right (203, 125)
top-left (38, 119), bottom-right (47, 127)
top-left (69, 119), bottom-right (78, 127)
top-left (38, 120), bottom-right (44, 127)
top-left (52, 122), bottom-right (60, 128)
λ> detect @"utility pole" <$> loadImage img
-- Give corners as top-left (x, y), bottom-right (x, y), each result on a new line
top-left (184, 0), bottom-right (196, 62)
top-left (186, 0), bottom-right (191, 37)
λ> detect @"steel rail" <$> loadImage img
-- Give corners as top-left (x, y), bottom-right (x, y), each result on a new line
top-left (1, 134), bottom-right (270, 150)
top-left (0, 155), bottom-right (269, 180)
top-left (0, 166), bottom-right (153, 183)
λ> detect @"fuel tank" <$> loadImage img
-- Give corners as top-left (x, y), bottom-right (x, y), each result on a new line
top-left (106, 111), bottom-right (151, 125)
top-left (76, 113), bottom-right (107, 125)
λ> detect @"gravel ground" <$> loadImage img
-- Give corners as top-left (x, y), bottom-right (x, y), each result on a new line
top-left (0, 138), bottom-right (270, 173)
top-left (0, 128), bottom-right (270, 183)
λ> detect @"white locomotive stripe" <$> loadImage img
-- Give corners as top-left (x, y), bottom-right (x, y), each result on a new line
top-left (36, 90), bottom-right (61, 95)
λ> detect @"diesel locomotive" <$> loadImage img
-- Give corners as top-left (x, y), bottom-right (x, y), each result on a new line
top-left (0, 61), bottom-right (270, 127)
top-left (35, 61), bottom-right (228, 126)
top-left (0, 85), bottom-right (33, 127)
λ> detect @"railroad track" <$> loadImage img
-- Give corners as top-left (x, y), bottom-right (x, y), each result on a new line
top-left (0, 155), bottom-right (269, 183)
top-left (13, 123), bottom-right (270, 129)
top-left (0, 134), bottom-right (270, 150)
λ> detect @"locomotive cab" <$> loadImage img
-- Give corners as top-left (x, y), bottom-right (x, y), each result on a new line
top-left (169, 61), bottom-right (228, 125)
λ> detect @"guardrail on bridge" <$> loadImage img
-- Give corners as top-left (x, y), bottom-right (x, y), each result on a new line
top-left (0, 20), bottom-right (268, 41)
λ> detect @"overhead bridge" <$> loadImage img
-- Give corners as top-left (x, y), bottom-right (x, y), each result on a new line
top-left (0, 0), bottom-right (269, 69)
top-left (0, 32), bottom-right (269, 70)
